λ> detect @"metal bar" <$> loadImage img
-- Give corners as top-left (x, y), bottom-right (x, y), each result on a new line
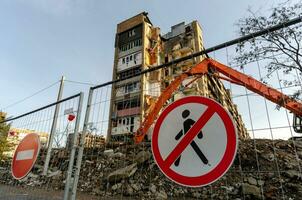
top-left (0, 93), bottom-right (81, 124)
top-left (63, 92), bottom-right (84, 200)
top-left (90, 16), bottom-right (302, 90)
top-left (70, 89), bottom-right (93, 200)
top-left (43, 76), bottom-right (65, 175)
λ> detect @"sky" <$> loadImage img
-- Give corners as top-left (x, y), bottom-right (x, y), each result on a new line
top-left (0, 0), bottom-right (300, 139)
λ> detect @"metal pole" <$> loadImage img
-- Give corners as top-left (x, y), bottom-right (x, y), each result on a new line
top-left (43, 76), bottom-right (65, 175)
top-left (70, 88), bottom-right (93, 200)
top-left (64, 92), bottom-right (84, 200)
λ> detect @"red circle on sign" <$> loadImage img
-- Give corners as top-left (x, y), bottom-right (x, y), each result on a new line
top-left (11, 133), bottom-right (40, 180)
top-left (152, 96), bottom-right (237, 187)
top-left (68, 114), bottom-right (75, 122)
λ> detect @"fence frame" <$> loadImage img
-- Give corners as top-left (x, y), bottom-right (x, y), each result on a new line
top-left (68, 15), bottom-right (302, 199)
top-left (0, 92), bottom-right (84, 200)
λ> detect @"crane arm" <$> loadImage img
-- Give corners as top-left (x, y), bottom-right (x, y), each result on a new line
top-left (204, 58), bottom-right (302, 116)
top-left (134, 73), bottom-right (189, 143)
top-left (134, 58), bottom-right (302, 143)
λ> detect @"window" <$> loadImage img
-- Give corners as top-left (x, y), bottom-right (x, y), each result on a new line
top-left (185, 26), bottom-right (192, 33)
top-left (165, 81), bottom-right (169, 88)
top-left (126, 57), bottom-right (129, 63)
top-left (125, 84), bottom-right (132, 93)
top-left (125, 82), bottom-right (139, 93)
top-left (129, 55), bottom-right (132, 61)
top-left (122, 58), bottom-right (125, 64)
top-left (119, 38), bottom-right (142, 52)
top-left (128, 29), bottom-right (135, 37)
top-left (116, 97), bottom-right (140, 110)
top-left (130, 117), bottom-right (134, 132)
top-left (165, 69), bottom-right (169, 76)
top-left (117, 66), bottom-right (141, 80)
top-left (165, 56), bottom-right (168, 63)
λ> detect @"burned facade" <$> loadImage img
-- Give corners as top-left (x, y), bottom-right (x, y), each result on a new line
top-left (108, 12), bottom-right (248, 141)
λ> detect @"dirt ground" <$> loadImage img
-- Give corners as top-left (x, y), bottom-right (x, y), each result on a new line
top-left (0, 184), bottom-right (127, 200)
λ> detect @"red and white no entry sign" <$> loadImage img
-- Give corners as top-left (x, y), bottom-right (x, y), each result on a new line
top-left (11, 133), bottom-right (40, 180)
top-left (152, 96), bottom-right (237, 187)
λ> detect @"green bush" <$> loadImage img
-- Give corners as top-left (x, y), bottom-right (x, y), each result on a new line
top-left (0, 116), bottom-right (11, 160)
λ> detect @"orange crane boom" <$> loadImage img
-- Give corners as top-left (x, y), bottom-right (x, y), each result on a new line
top-left (134, 58), bottom-right (302, 143)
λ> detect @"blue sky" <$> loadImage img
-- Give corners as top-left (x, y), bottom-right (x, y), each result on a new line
top-left (1, 0), bottom-right (300, 139)
top-left (0, 0), bottom-right (276, 113)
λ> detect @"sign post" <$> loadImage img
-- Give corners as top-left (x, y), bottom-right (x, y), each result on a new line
top-left (11, 133), bottom-right (40, 180)
top-left (152, 96), bottom-right (237, 187)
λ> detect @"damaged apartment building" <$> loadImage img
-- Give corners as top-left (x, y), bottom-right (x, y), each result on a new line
top-left (108, 12), bottom-right (248, 141)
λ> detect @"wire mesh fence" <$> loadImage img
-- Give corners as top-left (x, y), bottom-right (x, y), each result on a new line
top-left (70, 41), bottom-right (302, 200)
top-left (0, 93), bottom-right (83, 200)
top-left (0, 17), bottom-right (301, 200)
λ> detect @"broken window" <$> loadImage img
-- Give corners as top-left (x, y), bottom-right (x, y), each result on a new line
top-left (130, 117), bottom-right (134, 132)
top-left (165, 56), bottom-right (169, 63)
top-left (124, 82), bottom-right (139, 93)
top-left (128, 29), bottom-right (136, 37)
top-left (164, 68), bottom-right (169, 76)
top-left (185, 26), bottom-right (192, 33)
top-left (116, 97), bottom-right (140, 110)
top-left (164, 81), bottom-right (169, 88)
top-left (117, 66), bottom-right (141, 80)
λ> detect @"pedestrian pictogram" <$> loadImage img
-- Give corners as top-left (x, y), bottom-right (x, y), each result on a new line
top-left (152, 96), bottom-right (237, 187)
top-left (11, 133), bottom-right (40, 180)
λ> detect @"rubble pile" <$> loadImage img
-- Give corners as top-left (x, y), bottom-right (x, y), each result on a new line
top-left (0, 139), bottom-right (301, 199)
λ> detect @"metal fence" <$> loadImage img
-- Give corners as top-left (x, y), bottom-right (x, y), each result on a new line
top-left (71, 27), bottom-right (302, 199)
top-left (70, 63), bottom-right (302, 200)
top-left (0, 16), bottom-right (301, 200)
top-left (0, 93), bottom-right (83, 200)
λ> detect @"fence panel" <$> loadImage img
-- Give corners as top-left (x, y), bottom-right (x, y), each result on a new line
top-left (70, 39), bottom-right (302, 200)
top-left (2, 19), bottom-right (301, 199)
top-left (0, 93), bottom-right (83, 200)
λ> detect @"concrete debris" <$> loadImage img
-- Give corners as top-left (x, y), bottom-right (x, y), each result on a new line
top-left (103, 149), bottom-right (114, 156)
top-left (0, 139), bottom-right (301, 199)
top-left (241, 183), bottom-right (261, 199)
top-left (284, 170), bottom-right (301, 179)
top-left (107, 163), bottom-right (137, 183)
top-left (110, 152), bottom-right (125, 158)
top-left (47, 170), bottom-right (62, 178)
top-left (156, 190), bottom-right (168, 199)
top-left (246, 177), bottom-right (258, 185)
top-left (135, 150), bottom-right (152, 164)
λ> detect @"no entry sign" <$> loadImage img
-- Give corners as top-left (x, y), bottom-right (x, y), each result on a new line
top-left (11, 133), bottom-right (40, 180)
top-left (152, 96), bottom-right (237, 187)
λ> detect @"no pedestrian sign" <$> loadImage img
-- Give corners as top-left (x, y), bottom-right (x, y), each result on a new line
top-left (11, 133), bottom-right (40, 180)
top-left (152, 96), bottom-right (237, 187)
